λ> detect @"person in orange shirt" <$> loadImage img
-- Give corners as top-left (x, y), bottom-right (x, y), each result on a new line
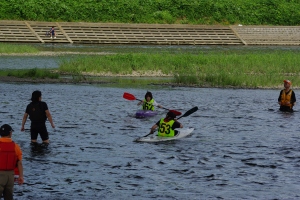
top-left (0, 124), bottom-right (24, 200)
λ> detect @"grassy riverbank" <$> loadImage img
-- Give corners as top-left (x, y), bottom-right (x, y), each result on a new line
top-left (0, 43), bottom-right (39, 54)
top-left (1, 44), bottom-right (299, 88)
top-left (58, 51), bottom-right (300, 88)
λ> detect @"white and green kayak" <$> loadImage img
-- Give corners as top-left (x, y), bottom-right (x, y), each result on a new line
top-left (134, 128), bottom-right (194, 142)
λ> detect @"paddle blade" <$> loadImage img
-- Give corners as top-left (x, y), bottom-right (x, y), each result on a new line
top-left (178, 106), bottom-right (198, 119)
top-left (169, 110), bottom-right (182, 116)
top-left (123, 92), bottom-right (136, 101)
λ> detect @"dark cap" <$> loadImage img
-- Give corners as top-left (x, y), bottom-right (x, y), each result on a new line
top-left (0, 124), bottom-right (14, 136)
top-left (167, 111), bottom-right (176, 119)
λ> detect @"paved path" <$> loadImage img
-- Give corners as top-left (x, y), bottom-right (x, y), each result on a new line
top-left (0, 20), bottom-right (299, 45)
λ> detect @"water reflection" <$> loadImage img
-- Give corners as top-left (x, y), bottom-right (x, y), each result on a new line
top-left (0, 83), bottom-right (299, 199)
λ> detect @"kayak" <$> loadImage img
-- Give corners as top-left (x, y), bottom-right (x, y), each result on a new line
top-left (134, 128), bottom-right (194, 142)
top-left (135, 110), bottom-right (158, 118)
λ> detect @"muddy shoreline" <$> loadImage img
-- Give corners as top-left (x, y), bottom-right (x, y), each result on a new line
top-left (0, 76), bottom-right (113, 84)
top-left (0, 76), bottom-right (287, 90)
top-left (0, 51), bottom-right (114, 56)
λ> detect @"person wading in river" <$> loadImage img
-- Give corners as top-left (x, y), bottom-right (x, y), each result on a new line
top-left (278, 80), bottom-right (296, 112)
top-left (0, 124), bottom-right (24, 200)
top-left (21, 90), bottom-right (55, 147)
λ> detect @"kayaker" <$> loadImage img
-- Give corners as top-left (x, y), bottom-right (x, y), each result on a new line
top-left (278, 80), bottom-right (296, 112)
top-left (149, 111), bottom-right (183, 137)
top-left (0, 124), bottom-right (24, 199)
top-left (137, 91), bottom-right (163, 110)
top-left (21, 90), bottom-right (55, 146)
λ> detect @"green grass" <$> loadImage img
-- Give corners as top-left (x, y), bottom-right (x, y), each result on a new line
top-left (58, 51), bottom-right (300, 88)
top-left (0, 43), bottom-right (39, 54)
top-left (59, 54), bottom-right (175, 75)
top-left (92, 77), bottom-right (173, 88)
top-left (1, 50), bottom-right (299, 88)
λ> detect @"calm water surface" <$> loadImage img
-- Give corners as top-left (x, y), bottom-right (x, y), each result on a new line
top-left (0, 83), bottom-right (300, 200)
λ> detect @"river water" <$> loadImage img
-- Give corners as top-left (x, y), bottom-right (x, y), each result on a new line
top-left (0, 83), bottom-right (299, 200)
top-left (1, 45), bottom-right (300, 199)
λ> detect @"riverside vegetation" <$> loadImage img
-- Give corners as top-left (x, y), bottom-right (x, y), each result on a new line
top-left (58, 51), bottom-right (300, 88)
top-left (0, 0), bottom-right (299, 25)
top-left (0, 1), bottom-right (299, 87)
top-left (1, 44), bottom-right (300, 88)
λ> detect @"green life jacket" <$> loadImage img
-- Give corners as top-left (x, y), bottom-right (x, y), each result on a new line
top-left (158, 118), bottom-right (175, 137)
top-left (142, 99), bottom-right (155, 111)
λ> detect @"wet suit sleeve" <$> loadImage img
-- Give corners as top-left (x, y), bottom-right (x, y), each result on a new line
top-left (278, 90), bottom-right (283, 102)
top-left (25, 104), bottom-right (30, 114)
top-left (42, 102), bottom-right (49, 111)
top-left (292, 91), bottom-right (296, 104)
top-left (172, 121), bottom-right (181, 129)
top-left (155, 120), bottom-right (160, 126)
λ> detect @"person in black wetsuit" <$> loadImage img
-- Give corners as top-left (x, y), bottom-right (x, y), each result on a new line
top-left (21, 90), bottom-right (55, 146)
top-left (278, 80), bottom-right (296, 112)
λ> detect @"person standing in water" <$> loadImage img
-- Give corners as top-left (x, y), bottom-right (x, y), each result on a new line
top-left (0, 124), bottom-right (24, 199)
top-left (137, 91), bottom-right (163, 110)
top-left (21, 90), bottom-right (55, 146)
top-left (278, 80), bottom-right (296, 112)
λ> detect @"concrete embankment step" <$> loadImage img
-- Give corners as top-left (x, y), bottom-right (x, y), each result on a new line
top-left (0, 20), bottom-right (299, 45)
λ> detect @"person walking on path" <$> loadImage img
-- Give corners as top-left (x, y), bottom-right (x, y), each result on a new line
top-left (0, 124), bottom-right (24, 200)
top-left (21, 90), bottom-right (55, 146)
top-left (49, 26), bottom-right (56, 39)
top-left (278, 80), bottom-right (296, 112)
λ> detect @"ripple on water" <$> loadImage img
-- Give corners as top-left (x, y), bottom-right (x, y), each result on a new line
top-left (0, 84), bottom-right (299, 199)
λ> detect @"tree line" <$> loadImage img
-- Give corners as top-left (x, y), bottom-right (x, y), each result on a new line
top-left (0, 0), bottom-right (299, 25)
